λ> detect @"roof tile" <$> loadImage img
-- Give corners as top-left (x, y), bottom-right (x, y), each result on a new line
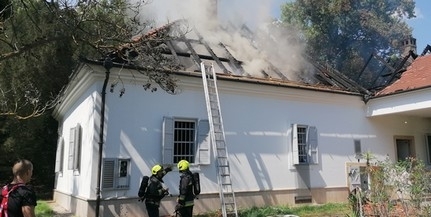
top-left (376, 54), bottom-right (431, 96)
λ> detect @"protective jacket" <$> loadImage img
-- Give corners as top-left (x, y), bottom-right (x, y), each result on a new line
top-left (178, 170), bottom-right (194, 207)
top-left (145, 175), bottom-right (168, 207)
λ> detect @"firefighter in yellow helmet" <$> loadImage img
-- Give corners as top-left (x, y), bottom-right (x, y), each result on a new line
top-left (175, 160), bottom-right (195, 217)
top-left (145, 164), bottom-right (172, 217)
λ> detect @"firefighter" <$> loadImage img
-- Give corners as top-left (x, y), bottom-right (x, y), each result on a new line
top-left (175, 160), bottom-right (195, 217)
top-left (145, 164), bottom-right (172, 217)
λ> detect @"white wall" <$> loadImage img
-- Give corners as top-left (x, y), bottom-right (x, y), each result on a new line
top-left (55, 84), bottom-right (100, 198)
top-left (99, 72), bottom-right (431, 198)
top-left (56, 66), bottom-right (431, 200)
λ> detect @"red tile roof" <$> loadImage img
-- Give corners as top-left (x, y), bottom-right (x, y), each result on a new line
top-left (376, 54), bottom-right (431, 96)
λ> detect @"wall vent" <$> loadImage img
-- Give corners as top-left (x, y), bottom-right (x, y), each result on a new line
top-left (294, 195), bottom-right (312, 204)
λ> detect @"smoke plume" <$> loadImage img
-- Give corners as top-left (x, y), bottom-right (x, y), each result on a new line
top-left (138, 0), bottom-right (312, 81)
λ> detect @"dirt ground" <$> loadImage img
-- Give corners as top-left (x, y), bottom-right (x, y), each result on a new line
top-left (47, 201), bottom-right (75, 217)
top-left (362, 202), bottom-right (418, 217)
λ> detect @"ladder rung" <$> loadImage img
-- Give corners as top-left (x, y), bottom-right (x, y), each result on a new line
top-left (202, 62), bottom-right (237, 217)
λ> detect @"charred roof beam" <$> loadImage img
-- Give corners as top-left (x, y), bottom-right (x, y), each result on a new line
top-left (161, 50), bottom-right (233, 63)
top-left (181, 35), bottom-right (202, 69)
top-left (356, 54), bottom-right (373, 81)
top-left (372, 52), bottom-right (396, 72)
top-left (219, 43), bottom-right (247, 76)
top-left (311, 59), bottom-right (370, 94)
top-left (165, 40), bottom-right (180, 64)
top-left (421, 45), bottom-right (431, 56)
top-left (195, 30), bottom-right (230, 74)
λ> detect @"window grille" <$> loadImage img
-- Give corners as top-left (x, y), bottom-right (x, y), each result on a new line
top-left (173, 120), bottom-right (196, 163)
top-left (163, 117), bottom-right (210, 165)
top-left (292, 124), bottom-right (318, 165)
top-left (297, 126), bottom-right (308, 163)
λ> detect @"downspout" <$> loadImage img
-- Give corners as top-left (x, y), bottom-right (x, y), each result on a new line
top-left (95, 57), bottom-right (113, 217)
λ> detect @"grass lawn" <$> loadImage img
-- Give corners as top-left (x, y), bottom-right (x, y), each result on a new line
top-left (37, 201), bottom-right (353, 217)
top-left (196, 203), bottom-right (353, 217)
top-left (35, 201), bottom-right (56, 217)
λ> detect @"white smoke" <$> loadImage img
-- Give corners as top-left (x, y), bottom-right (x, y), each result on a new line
top-left (137, 0), bottom-right (311, 81)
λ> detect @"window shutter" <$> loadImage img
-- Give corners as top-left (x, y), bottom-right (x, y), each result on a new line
top-left (197, 120), bottom-right (210, 165)
top-left (102, 159), bottom-right (115, 189)
top-left (162, 117), bottom-right (174, 164)
top-left (292, 124), bottom-right (299, 165)
top-left (73, 124), bottom-right (82, 172)
top-left (308, 126), bottom-right (318, 164)
top-left (55, 137), bottom-right (64, 173)
top-left (68, 128), bottom-right (75, 170)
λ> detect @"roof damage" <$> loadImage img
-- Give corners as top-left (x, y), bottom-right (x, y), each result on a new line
top-left (375, 48), bottom-right (431, 96)
top-left (360, 41), bottom-right (431, 97)
top-left (107, 20), bottom-right (370, 96)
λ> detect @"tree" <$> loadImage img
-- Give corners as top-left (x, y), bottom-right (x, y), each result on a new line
top-left (0, 0), bottom-right (182, 198)
top-left (280, 0), bottom-right (415, 83)
top-left (0, 0), bottom-right (180, 120)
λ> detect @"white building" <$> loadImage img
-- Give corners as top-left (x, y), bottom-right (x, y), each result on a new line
top-left (52, 23), bottom-right (431, 217)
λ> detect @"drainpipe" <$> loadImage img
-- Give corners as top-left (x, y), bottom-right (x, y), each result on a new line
top-left (95, 57), bottom-right (113, 217)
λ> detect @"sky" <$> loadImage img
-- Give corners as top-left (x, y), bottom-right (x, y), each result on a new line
top-left (405, 0), bottom-right (431, 52)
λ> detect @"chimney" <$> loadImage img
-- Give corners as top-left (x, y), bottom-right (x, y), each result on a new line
top-left (208, 0), bottom-right (218, 20)
top-left (402, 36), bottom-right (417, 57)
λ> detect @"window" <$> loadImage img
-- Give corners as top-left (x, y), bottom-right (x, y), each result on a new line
top-left (162, 117), bottom-right (210, 165)
top-left (102, 158), bottom-right (131, 190)
top-left (55, 137), bottom-right (64, 174)
top-left (292, 124), bottom-right (318, 165)
top-left (426, 134), bottom-right (431, 164)
top-left (68, 123), bottom-right (82, 173)
top-left (174, 120), bottom-right (196, 162)
top-left (395, 136), bottom-right (415, 161)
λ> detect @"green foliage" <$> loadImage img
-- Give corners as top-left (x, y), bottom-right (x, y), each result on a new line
top-left (0, 114), bottom-right (57, 199)
top-left (348, 156), bottom-right (431, 216)
top-left (239, 205), bottom-right (294, 217)
top-left (35, 201), bottom-right (56, 217)
top-left (0, 0), bottom-right (179, 119)
top-left (0, 0), bottom-right (167, 199)
top-left (280, 0), bottom-right (415, 82)
top-left (195, 203), bottom-right (352, 217)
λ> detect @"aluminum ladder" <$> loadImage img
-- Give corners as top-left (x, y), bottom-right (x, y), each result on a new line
top-left (201, 62), bottom-right (238, 217)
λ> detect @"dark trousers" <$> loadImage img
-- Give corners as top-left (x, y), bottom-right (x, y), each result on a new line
top-left (145, 203), bottom-right (159, 217)
top-left (177, 206), bottom-right (193, 217)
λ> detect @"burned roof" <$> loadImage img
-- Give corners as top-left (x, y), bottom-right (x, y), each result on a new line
top-left (107, 20), bottom-right (370, 95)
top-left (375, 52), bottom-right (431, 96)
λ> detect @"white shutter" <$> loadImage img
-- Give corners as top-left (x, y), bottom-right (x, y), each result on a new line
top-left (308, 126), bottom-right (318, 164)
top-left (162, 117), bottom-right (174, 164)
top-left (73, 124), bottom-right (82, 171)
top-left (55, 137), bottom-right (64, 173)
top-left (292, 124), bottom-right (299, 165)
top-left (196, 120), bottom-right (210, 165)
top-left (68, 128), bottom-right (75, 170)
